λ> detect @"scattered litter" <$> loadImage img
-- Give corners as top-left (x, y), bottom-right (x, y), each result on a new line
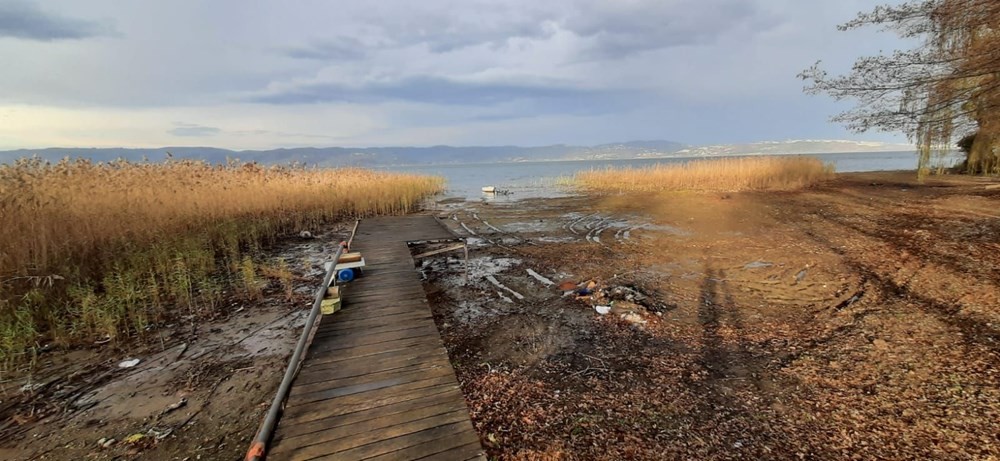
top-left (123, 433), bottom-right (145, 444)
top-left (595, 305), bottom-right (612, 315)
top-left (160, 398), bottom-right (187, 416)
top-left (298, 230), bottom-right (313, 238)
top-left (744, 260), bottom-right (774, 269)
top-left (118, 358), bottom-right (141, 369)
top-left (557, 280), bottom-right (577, 291)
top-left (606, 285), bottom-right (646, 303)
top-left (794, 267), bottom-right (809, 284)
top-left (147, 428), bottom-right (173, 440)
top-left (621, 312), bottom-right (647, 326)
top-left (486, 275), bottom-right (525, 300)
top-left (526, 269), bottom-right (555, 286)
top-left (576, 280), bottom-right (597, 296)
top-left (98, 437), bottom-right (116, 448)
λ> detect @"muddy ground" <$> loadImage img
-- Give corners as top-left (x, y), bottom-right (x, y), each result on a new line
top-left (2, 171), bottom-right (998, 460)
top-left (423, 171), bottom-right (1000, 460)
top-left (0, 227), bottom-right (351, 461)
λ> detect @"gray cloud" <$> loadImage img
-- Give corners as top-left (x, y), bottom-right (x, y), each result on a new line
top-left (563, 0), bottom-right (782, 58)
top-left (0, 0), bottom-right (114, 41)
top-left (283, 37), bottom-right (366, 61)
top-left (354, 3), bottom-right (554, 53)
top-left (250, 76), bottom-right (632, 116)
top-left (169, 123), bottom-right (221, 137)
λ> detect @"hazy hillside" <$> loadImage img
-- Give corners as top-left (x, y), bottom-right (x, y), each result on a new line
top-left (675, 140), bottom-right (914, 157)
top-left (0, 141), bottom-right (688, 166)
top-left (0, 139), bottom-right (911, 166)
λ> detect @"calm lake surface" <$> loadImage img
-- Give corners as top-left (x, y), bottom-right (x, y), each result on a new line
top-left (383, 151), bottom-right (959, 201)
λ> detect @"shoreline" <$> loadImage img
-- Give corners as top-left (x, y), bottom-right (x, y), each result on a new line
top-left (1, 171), bottom-right (997, 460)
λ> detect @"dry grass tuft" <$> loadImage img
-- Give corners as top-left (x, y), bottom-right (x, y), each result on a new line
top-left (0, 157), bottom-right (442, 366)
top-left (576, 156), bottom-right (835, 193)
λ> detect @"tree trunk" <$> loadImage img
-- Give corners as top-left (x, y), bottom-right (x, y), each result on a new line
top-left (967, 121), bottom-right (998, 174)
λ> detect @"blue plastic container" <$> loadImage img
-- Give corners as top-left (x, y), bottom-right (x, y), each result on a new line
top-left (336, 268), bottom-right (355, 283)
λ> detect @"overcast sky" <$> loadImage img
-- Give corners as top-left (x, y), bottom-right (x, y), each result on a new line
top-left (0, 0), bottom-right (909, 150)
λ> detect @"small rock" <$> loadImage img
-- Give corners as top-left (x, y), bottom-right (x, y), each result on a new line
top-left (99, 438), bottom-right (117, 448)
top-left (872, 339), bottom-right (889, 350)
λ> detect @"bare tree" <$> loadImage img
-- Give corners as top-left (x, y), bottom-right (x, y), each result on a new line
top-left (801, 0), bottom-right (1000, 176)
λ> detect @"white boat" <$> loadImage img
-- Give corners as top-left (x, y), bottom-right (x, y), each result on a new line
top-left (481, 186), bottom-right (496, 193)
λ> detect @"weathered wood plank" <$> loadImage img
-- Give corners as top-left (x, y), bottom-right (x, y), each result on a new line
top-left (309, 324), bottom-right (439, 352)
top-left (285, 369), bottom-right (456, 408)
top-left (297, 349), bottom-right (447, 385)
top-left (292, 355), bottom-right (452, 395)
top-left (301, 414), bottom-right (471, 461)
top-left (279, 382), bottom-right (460, 427)
top-left (301, 335), bottom-right (446, 367)
top-left (272, 399), bottom-right (470, 455)
top-left (272, 388), bottom-right (467, 445)
top-left (363, 434), bottom-right (482, 461)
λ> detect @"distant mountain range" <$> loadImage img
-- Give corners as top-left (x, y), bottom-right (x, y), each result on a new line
top-left (0, 139), bottom-right (913, 167)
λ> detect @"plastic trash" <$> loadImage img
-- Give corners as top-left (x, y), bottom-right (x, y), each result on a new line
top-left (118, 358), bottom-right (140, 368)
top-left (595, 305), bottom-right (612, 315)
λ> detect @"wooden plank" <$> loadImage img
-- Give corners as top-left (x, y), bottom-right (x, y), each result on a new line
top-left (279, 381), bottom-right (460, 426)
top-left (314, 315), bottom-right (434, 337)
top-left (273, 388), bottom-right (466, 445)
top-left (285, 371), bottom-right (456, 409)
top-left (362, 433), bottom-right (482, 461)
top-left (304, 339), bottom-right (445, 367)
top-left (309, 324), bottom-right (439, 353)
top-left (340, 294), bottom-right (427, 305)
top-left (298, 345), bottom-right (447, 379)
top-left (292, 355), bottom-right (452, 395)
top-left (325, 305), bottom-right (430, 323)
top-left (272, 397), bottom-right (469, 454)
top-left (316, 312), bottom-right (432, 334)
top-left (342, 289), bottom-right (427, 301)
top-left (290, 412), bottom-right (472, 461)
top-left (331, 307), bottom-right (429, 323)
top-left (413, 243), bottom-right (467, 259)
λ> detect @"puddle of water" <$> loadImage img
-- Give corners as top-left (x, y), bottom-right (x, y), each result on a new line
top-left (504, 221), bottom-right (557, 233)
top-left (537, 236), bottom-right (577, 244)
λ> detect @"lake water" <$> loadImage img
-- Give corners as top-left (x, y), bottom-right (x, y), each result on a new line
top-left (383, 151), bottom-right (960, 201)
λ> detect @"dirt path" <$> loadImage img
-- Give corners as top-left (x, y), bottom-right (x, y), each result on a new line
top-left (0, 228), bottom-right (349, 461)
top-left (423, 172), bottom-right (1000, 460)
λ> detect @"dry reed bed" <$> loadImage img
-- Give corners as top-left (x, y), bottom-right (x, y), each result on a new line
top-left (0, 157), bottom-right (443, 366)
top-left (576, 156), bottom-right (835, 192)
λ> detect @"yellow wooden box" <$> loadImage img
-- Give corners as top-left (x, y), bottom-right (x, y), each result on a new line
top-left (320, 297), bottom-right (342, 315)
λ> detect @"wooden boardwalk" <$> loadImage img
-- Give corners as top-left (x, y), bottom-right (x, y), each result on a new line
top-left (268, 216), bottom-right (484, 461)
